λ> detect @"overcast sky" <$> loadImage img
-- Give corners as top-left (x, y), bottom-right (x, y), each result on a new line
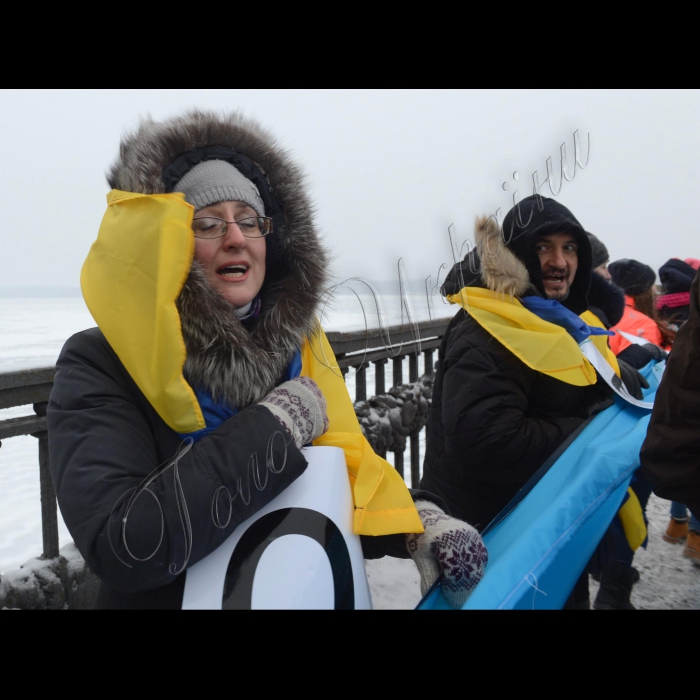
top-left (1, 89), bottom-right (698, 294)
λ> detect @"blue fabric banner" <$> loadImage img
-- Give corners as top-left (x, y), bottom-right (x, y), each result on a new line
top-left (418, 361), bottom-right (663, 610)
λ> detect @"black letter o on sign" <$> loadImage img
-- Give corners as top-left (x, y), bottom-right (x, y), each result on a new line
top-left (222, 508), bottom-right (355, 609)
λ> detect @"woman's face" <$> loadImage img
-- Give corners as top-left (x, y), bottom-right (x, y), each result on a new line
top-left (193, 200), bottom-right (267, 308)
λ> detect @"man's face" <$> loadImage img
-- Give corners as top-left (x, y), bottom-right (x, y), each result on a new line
top-left (535, 233), bottom-right (579, 301)
top-left (593, 262), bottom-right (612, 281)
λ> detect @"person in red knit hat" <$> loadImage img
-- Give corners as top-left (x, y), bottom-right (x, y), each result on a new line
top-left (656, 258), bottom-right (699, 331)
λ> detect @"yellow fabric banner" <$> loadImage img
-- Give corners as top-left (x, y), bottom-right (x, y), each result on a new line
top-left (302, 330), bottom-right (423, 536)
top-left (618, 487), bottom-right (648, 551)
top-left (580, 310), bottom-right (620, 377)
top-left (81, 190), bottom-right (204, 433)
top-left (446, 287), bottom-right (620, 385)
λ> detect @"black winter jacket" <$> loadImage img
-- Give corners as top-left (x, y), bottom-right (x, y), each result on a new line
top-left (48, 328), bottom-right (310, 609)
top-left (421, 202), bottom-right (612, 531)
top-left (49, 329), bottom-right (417, 609)
top-left (420, 309), bottom-right (611, 531)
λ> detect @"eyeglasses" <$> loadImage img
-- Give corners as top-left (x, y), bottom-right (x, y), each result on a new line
top-left (192, 216), bottom-right (273, 239)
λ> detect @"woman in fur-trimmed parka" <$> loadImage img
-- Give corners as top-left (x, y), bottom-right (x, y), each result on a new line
top-left (47, 111), bottom-right (487, 609)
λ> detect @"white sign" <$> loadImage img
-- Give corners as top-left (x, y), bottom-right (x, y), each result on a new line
top-left (181, 446), bottom-right (372, 610)
top-left (617, 330), bottom-right (653, 347)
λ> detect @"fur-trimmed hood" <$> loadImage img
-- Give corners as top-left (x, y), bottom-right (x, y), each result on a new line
top-left (441, 215), bottom-right (533, 299)
top-left (107, 110), bottom-right (330, 409)
top-left (442, 196), bottom-right (592, 316)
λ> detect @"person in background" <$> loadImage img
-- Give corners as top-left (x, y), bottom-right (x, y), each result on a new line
top-left (654, 257), bottom-right (700, 555)
top-left (656, 258), bottom-right (699, 330)
top-left (608, 259), bottom-right (674, 353)
top-left (586, 233), bottom-right (625, 329)
top-left (588, 233), bottom-right (615, 284)
top-left (663, 501), bottom-right (700, 557)
top-left (586, 233), bottom-right (655, 609)
top-left (641, 269), bottom-right (700, 567)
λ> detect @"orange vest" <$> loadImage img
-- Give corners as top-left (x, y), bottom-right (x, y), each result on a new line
top-left (610, 296), bottom-right (664, 354)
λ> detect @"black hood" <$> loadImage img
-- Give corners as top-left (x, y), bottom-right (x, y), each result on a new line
top-left (442, 248), bottom-right (483, 296)
top-left (587, 271), bottom-right (625, 328)
top-left (502, 195), bottom-right (592, 315)
top-left (442, 198), bottom-right (592, 315)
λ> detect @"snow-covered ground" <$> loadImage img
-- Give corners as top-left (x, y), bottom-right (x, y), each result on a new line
top-left (2, 296), bottom-right (699, 610)
top-left (592, 494), bottom-right (700, 610)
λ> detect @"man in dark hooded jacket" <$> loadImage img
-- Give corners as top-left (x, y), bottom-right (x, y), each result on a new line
top-left (420, 196), bottom-right (646, 607)
top-left (422, 196), bottom-right (616, 528)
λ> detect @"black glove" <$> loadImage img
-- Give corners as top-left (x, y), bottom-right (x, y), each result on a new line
top-left (641, 343), bottom-right (668, 362)
top-left (617, 358), bottom-right (650, 400)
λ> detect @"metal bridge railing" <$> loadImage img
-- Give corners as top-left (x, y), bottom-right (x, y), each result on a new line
top-left (0, 318), bottom-right (451, 560)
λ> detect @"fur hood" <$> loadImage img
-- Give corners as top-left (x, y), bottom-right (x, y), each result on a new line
top-left (107, 110), bottom-right (330, 409)
top-left (441, 215), bottom-right (532, 298)
top-left (442, 196), bottom-right (592, 316)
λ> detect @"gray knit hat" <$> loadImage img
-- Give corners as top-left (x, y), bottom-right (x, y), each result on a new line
top-left (586, 232), bottom-right (609, 270)
top-left (174, 159), bottom-right (265, 216)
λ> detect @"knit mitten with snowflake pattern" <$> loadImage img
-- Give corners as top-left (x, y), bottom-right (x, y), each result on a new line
top-left (406, 499), bottom-right (488, 608)
top-left (259, 376), bottom-right (329, 449)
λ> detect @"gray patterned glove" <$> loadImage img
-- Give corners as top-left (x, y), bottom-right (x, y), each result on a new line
top-left (406, 500), bottom-right (488, 608)
top-left (258, 376), bottom-right (329, 449)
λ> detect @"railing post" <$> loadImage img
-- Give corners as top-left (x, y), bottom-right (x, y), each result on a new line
top-left (409, 353), bottom-right (418, 383)
top-left (424, 348), bottom-right (434, 375)
top-left (373, 359), bottom-right (387, 459)
top-left (410, 432), bottom-right (420, 489)
top-left (355, 364), bottom-right (367, 402)
top-left (392, 355), bottom-right (405, 477)
top-left (422, 350), bottom-right (435, 451)
top-left (31, 402), bottom-right (59, 560)
top-left (392, 355), bottom-right (403, 388)
top-left (335, 354), bottom-right (349, 384)
top-left (394, 448), bottom-right (404, 479)
top-left (374, 359), bottom-right (386, 396)
top-left (407, 353), bottom-right (421, 486)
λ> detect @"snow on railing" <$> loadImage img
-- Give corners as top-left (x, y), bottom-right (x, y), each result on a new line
top-left (326, 317), bottom-right (449, 486)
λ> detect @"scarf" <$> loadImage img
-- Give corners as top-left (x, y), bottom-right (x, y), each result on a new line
top-left (520, 296), bottom-right (614, 343)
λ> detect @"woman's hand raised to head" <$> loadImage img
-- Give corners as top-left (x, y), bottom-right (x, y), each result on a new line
top-left (259, 376), bottom-right (329, 449)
